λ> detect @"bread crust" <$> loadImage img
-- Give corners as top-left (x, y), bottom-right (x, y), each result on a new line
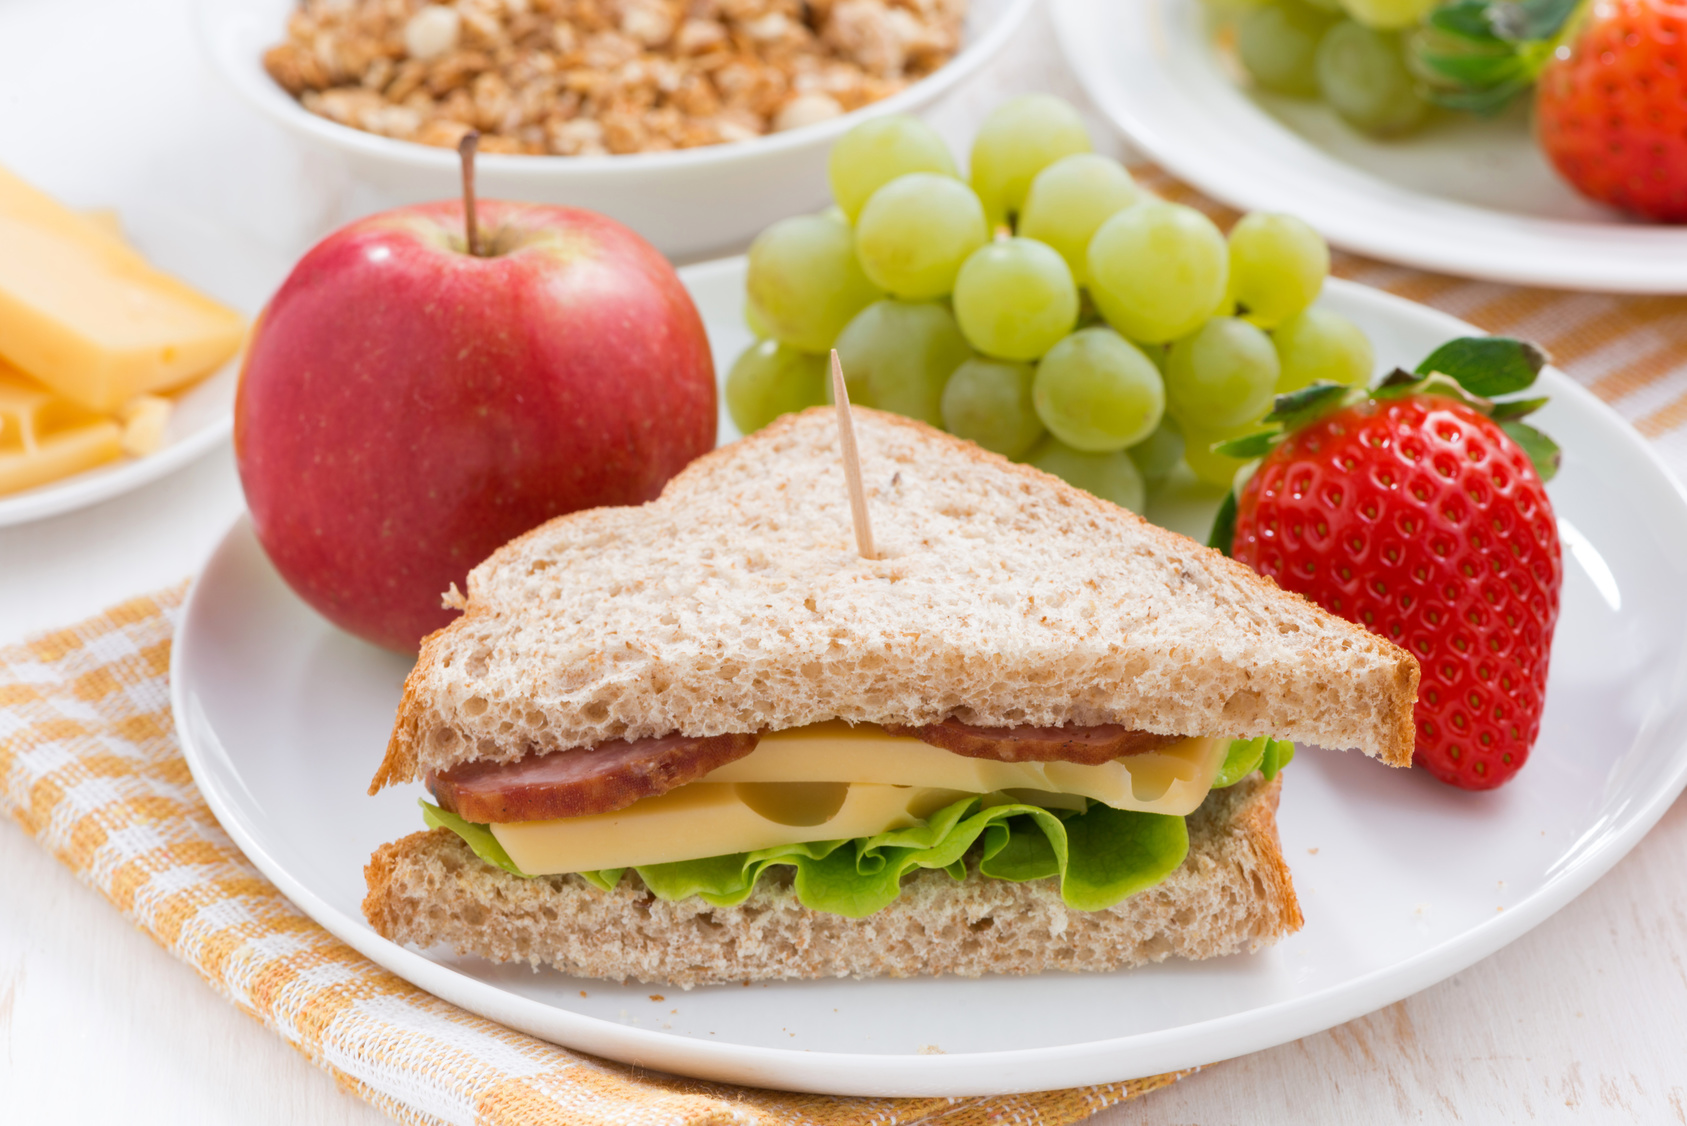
top-left (373, 408), bottom-right (1418, 794)
top-left (362, 774), bottom-right (1304, 986)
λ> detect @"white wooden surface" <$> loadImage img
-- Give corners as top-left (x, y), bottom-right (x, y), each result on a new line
top-left (2, 2), bottom-right (1685, 1122)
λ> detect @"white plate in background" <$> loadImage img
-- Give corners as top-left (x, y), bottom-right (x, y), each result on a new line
top-left (1049, 0), bottom-right (1687, 293)
top-left (174, 261), bottom-right (1687, 1095)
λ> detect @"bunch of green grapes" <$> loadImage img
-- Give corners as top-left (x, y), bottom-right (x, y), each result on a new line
top-left (728, 95), bottom-right (1376, 510)
top-left (1218, 0), bottom-right (1430, 137)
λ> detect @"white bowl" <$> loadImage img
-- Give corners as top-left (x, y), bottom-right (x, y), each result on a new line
top-left (195, 0), bottom-right (1033, 262)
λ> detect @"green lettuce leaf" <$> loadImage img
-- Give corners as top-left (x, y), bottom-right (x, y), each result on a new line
top-left (1212, 736), bottom-right (1297, 788)
top-left (421, 800), bottom-right (529, 876)
top-left (616, 795), bottom-right (1190, 918)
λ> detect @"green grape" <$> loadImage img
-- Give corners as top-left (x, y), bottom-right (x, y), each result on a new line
top-left (1201, 0), bottom-right (1273, 14)
top-left (1339, 0), bottom-right (1436, 29)
top-left (940, 357), bottom-right (1045, 459)
top-left (1301, 0), bottom-right (1344, 12)
top-left (1018, 154), bottom-right (1141, 285)
top-left (1182, 423), bottom-right (1261, 490)
top-left (969, 94), bottom-right (1092, 228)
top-left (1127, 416), bottom-right (1185, 483)
top-left (746, 211), bottom-right (882, 352)
top-left (1273, 306), bottom-right (1375, 392)
top-left (1026, 437), bottom-right (1147, 513)
top-left (1032, 327), bottom-right (1165, 452)
top-left (1163, 317), bottom-right (1280, 431)
top-left (952, 238), bottom-right (1080, 361)
top-left (854, 173), bottom-right (989, 299)
top-left (1087, 202), bottom-right (1230, 343)
top-left (834, 299), bottom-right (973, 426)
top-left (1316, 22), bottom-right (1428, 135)
top-left (828, 115), bottom-right (958, 222)
top-left (725, 340), bottom-right (829, 435)
top-left (745, 297), bottom-right (773, 338)
top-left (1227, 212), bottom-right (1329, 328)
top-left (1237, 2), bottom-right (1338, 97)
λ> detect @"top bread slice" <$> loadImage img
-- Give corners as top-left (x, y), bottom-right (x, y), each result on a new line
top-left (373, 407), bottom-right (1418, 791)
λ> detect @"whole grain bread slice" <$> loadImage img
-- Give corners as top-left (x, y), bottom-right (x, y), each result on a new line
top-left (373, 407), bottom-right (1417, 793)
top-left (363, 774), bottom-right (1302, 986)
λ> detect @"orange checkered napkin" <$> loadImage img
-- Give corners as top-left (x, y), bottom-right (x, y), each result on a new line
top-left (0, 586), bottom-right (1185, 1126)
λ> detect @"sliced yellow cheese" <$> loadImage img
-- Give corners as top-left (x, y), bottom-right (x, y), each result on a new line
top-left (0, 364), bottom-right (122, 495)
top-left (0, 165), bottom-right (246, 413)
top-left (492, 782), bottom-right (975, 875)
top-left (120, 393), bottom-right (173, 457)
top-left (704, 721), bottom-right (1225, 815)
top-left (488, 723), bottom-right (1229, 877)
top-left (80, 208), bottom-right (127, 245)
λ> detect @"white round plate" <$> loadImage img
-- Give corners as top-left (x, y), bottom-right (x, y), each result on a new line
top-left (1049, 0), bottom-right (1687, 294)
top-left (0, 204), bottom-right (291, 527)
top-left (174, 260), bottom-right (1687, 1096)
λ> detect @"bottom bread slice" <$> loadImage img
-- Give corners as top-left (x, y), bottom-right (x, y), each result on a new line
top-left (362, 774), bottom-right (1303, 988)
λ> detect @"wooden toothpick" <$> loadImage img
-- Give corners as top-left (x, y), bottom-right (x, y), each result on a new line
top-left (830, 349), bottom-right (877, 561)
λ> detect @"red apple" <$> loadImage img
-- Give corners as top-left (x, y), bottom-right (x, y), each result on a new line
top-left (235, 200), bottom-right (715, 652)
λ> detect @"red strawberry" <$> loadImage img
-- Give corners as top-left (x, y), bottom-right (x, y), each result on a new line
top-left (1535, 0), bottom-right (1687, 221)
top-left (1212, 340), bottom-right (1564, 789)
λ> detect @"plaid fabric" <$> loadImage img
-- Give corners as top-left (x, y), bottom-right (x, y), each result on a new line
top-left (0, 586), bottom-right (1185, 1126)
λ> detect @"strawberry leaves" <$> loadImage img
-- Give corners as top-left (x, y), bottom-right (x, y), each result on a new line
top-left (1209, 489), bottom-right (1239, 555)
top-left (1263, 381), bottom-right (1359, 426)
top-left (1416, 335), bottom-right (1559, 481)
top-left (1488, 395), bottom-right (1550, 421)
top-left (1411, 0), bottom-right (1584, 114)
top-left (1414, 336), bottom-right (1547, 396)
top-left (1207, 334), bottom-right (1559, 553)
top-left (1500, 420), bottom-right (1562, 480)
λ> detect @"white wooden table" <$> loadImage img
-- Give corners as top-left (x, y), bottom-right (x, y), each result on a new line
top-left (2, 2), bottom-right (1684, 1121)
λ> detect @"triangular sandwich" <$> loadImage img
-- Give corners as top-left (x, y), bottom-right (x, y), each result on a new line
top-left (363, 408), bottom-right (1418, 986)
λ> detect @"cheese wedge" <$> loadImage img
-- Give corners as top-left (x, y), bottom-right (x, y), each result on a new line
top-left (0, 165), bottom-right (246, 413)
top-left (0, 364), bottom-right (122, 495)
top-left (488, 724), bottom-right (1228, 877)
top-left (706, 722), bottom-right (1226, 812)
top-left (492, 782), bottom-right (978, 875)
top-left (119, 394), bottom-right (173, 457)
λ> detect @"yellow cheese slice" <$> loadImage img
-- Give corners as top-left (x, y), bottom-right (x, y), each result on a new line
top-left (488, 723), bottom-right (1228, 877)
top-left (0, 364), bottom-right (122, 495)
top-left (0, 165), bottom-right (246, 413)
top-left (704, 722), bottom-right (1225, 814)
top-left (80, 208), bottom-right (127, 245)
top-left (492, 782), bottom-right (976, 876)
top-left (120, 394), bottom-right (173, 457)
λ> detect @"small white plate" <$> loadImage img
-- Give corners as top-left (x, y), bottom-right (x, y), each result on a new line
top-left (0, 204), bottom-right (291, 527)
top-left (174, 260), bottom-right (1687, 1096)
top-left (1049, 0), bottom-right (1687, 294)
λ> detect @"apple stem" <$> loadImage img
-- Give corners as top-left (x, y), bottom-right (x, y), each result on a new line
top-left (459, 130), bottom-right (481, 257)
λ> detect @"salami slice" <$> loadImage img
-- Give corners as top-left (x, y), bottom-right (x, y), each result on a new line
top-left (429, 732), bottom-right (760, 824)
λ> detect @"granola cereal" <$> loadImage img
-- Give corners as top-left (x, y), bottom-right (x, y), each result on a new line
top-left (264, 0), bottom-right (969, 156)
